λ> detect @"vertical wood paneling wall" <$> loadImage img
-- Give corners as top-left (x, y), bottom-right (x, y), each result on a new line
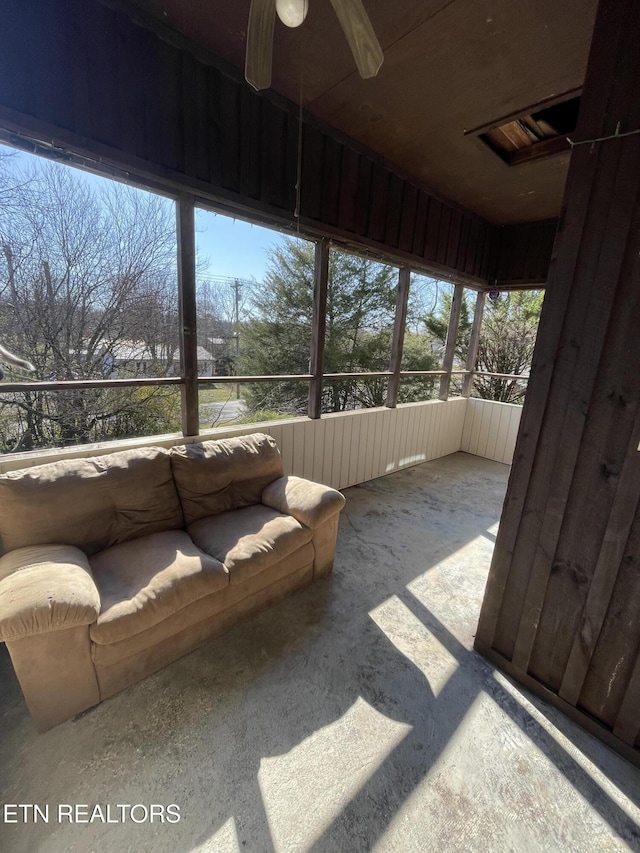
top-left (475, 0), bottom-right (640, 769)
top-left (0, 0), bottom-right (557, 288)
top-left (0, 0), bottom-right (496, 283)
top-left (0, 399), bottom-right (468, 486)
top-left (494, 220), bottom-right (557, 287)
top-left (460, 399), bottom-right (522, 464)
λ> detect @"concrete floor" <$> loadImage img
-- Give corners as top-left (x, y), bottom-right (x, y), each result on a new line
top-left (1, 452), bottom-right (639, 853)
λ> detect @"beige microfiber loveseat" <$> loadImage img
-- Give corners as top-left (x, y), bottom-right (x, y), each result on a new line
top-left (0, 433), bottom-right (345, 731)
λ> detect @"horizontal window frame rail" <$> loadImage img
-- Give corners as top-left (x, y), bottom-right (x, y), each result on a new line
top-left (397, 370), bottom-right (468, 378)
top-left (0, 370), bottom-right (472, 393)
top-left (473, 372), bottom-right (530, 381)
top-left (0, 377), bottom-right (183, 393)
top-left (197, 374), bottom-right (313, 383)
top-left (323, 372), bottom-right (392, 380)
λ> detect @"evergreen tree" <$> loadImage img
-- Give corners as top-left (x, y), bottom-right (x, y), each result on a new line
top-left (241, 240), bottom-right (440, 414)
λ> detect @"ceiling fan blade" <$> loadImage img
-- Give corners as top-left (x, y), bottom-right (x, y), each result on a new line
top-left (329, 0), bottom-right (384, 79)
top-left (246, 0), bottom-right (276, 91)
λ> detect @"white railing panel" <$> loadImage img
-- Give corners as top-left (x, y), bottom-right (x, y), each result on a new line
top-left (460, 398), bottom-right (522, 464)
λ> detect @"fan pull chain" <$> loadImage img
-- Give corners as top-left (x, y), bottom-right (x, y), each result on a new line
top-left (294, 26), bottom-right (304, 232)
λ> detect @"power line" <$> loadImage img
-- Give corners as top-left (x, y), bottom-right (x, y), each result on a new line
top-left (196, 274), bottom-right (256, 288)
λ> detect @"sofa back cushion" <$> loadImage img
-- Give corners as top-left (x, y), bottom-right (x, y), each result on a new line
top-left (0, 447), bottom-right (184, 556)
top-left (170, 433), bottom-right (283, 526)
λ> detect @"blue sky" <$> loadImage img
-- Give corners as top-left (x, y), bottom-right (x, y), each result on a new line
top-left (1, 142), bottom-right (290, 282)
top-left (195, 210), bottom-right (289, 282)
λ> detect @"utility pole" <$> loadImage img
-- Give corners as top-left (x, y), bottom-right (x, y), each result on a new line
top-left (230, 279), bottom-right (242, 399)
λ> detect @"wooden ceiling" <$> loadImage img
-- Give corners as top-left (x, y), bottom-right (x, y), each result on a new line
top-left (128, 0), bottom-right (597, 224)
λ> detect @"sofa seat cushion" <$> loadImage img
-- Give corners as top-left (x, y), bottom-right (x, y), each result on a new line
top-left (92, 545), bottom-right (315, 669)
top-left (188, 505), bottom-right (313, 585)
top-left (90, 530), bottom-right (228, 645)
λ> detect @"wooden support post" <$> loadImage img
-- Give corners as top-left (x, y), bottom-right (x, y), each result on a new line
top-left (308, 241), bottom-right (329, 419)
top-left (439, 283), bottom-right (463, 400)
top-left (462, 291), bottom-right (485, 397)
top-left (176, 195), bottom-right (199, 437)
top-left (474, 0), bottom-right (640, 767)
top-left (385, 267), bottom-right (411, 408)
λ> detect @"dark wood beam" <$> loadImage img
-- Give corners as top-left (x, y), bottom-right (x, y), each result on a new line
top-left (308, 241), bottom-right (329, 419)
top-left (462, 291), bottom-right (485, 397)
top-left (439, 283), bottom-right (463, 400)
top-left (385, 267), bottom-right (411, 408)
top-left (176, 195), bottom-right (199, 436)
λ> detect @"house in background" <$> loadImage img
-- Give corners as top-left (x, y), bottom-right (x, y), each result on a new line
top-left (193, 344), bottom-right (216, 377)
top-left (99, 340), bottom-right (159, 376)
top-left (97, 341), bottom-right (215, 377)
top-left (206, 336), bottom-right (232, 376)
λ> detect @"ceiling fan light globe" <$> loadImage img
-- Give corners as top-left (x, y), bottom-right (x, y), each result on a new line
top-left (276, 0), bottom-right (308, 28)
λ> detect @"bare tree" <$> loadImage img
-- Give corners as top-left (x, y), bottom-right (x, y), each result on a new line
top-left (0, 155), bottom-right (179, 450)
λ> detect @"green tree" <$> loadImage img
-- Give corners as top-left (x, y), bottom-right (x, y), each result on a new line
top-left (240, 240), bottom-right (439, 415)
top-left (238, 239), bottom-right (314, 415)
top-left (474, 290), bottom-right (543, 402)
top-left (424, 290), bottom-right (472, 363)
top-left (397, 331), bottom-right (441, 402)
top-left (424, 290), bottom-right (472, 395)
top-left (426, 289), bottom-right (543, 403)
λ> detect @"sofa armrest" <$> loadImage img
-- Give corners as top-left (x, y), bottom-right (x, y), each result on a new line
top-left (262, 476), bottom-right (345, 530)
top-left (0, 544), bottom-right (100, 642)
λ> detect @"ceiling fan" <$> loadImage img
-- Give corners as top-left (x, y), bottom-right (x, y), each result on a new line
top-left (245, 0), bottom-right (384, 91)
